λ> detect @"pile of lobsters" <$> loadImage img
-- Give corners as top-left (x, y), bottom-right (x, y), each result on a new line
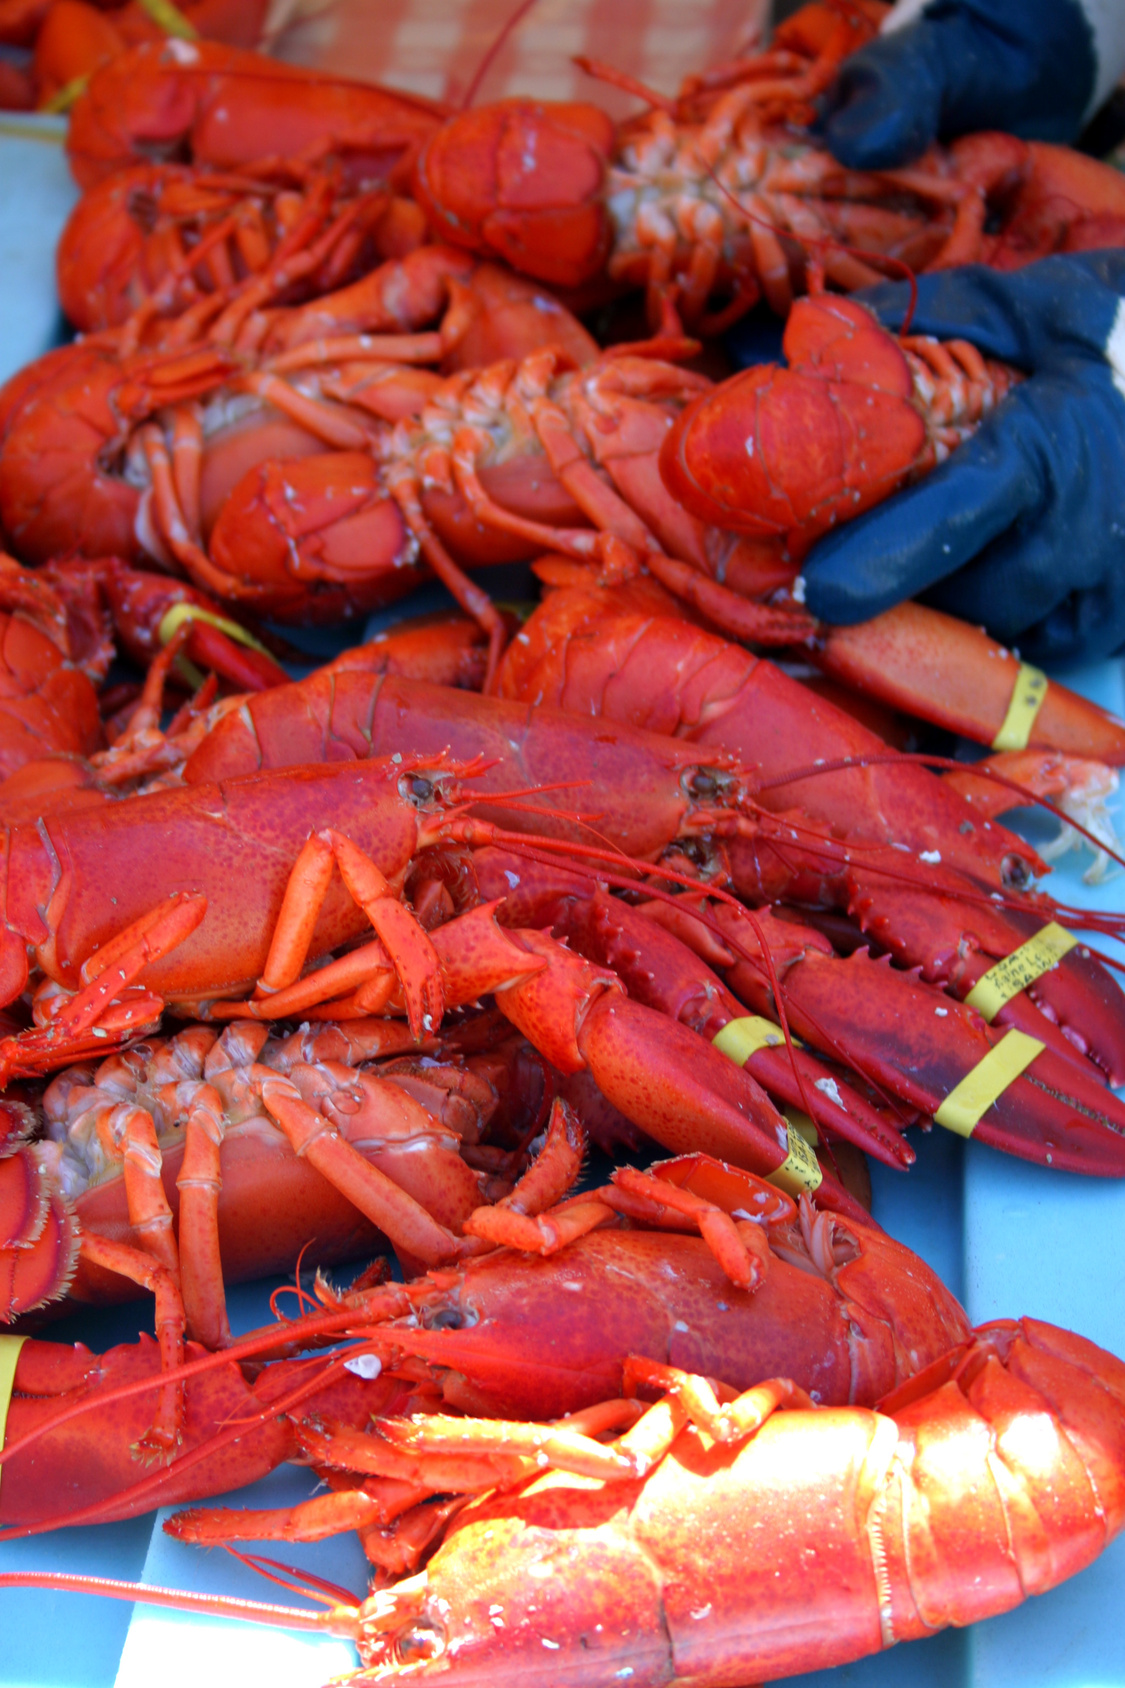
top-left (3, 5), bottom-right (1125, 1682)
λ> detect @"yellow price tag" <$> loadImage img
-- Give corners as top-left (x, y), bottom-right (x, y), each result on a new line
top-left (0, 1334), bottom-right (27, 1497)
top-left (991, 663), bottom-right (1048, 751)
top-left (934, 1029), bottom-right (1045, 1138)
top-left (965, 923), bottom-right (1077, 1022)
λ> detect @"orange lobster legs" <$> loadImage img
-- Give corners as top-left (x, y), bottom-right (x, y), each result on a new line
top-left (0, 755), bottom-right (465, 1039)
top-left (336, 1318), bottom-right (1125, 1685)
top-left (55, 161), bottom-right (415, 338)
top-left (34, 1022), bottom-right (509, 1339)
top-left (66, 40), bottom-right (446, 191)
top-left (0, 1332), bottom-right (401, 1532)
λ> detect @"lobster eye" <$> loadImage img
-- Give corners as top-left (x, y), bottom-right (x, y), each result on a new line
top-left (402, 774), bottom-right (435, 805)
top-left (423, 1305), bottom-right (464, 1331)
top-left (393, 1616), bottom-right (447, 1665)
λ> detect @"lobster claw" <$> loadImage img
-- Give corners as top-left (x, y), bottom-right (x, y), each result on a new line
top-left (659, 294), bottom-right (926, 548)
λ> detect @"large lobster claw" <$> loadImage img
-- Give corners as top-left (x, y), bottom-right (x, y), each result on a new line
top-left (659, 294), bottom-right (925, 547)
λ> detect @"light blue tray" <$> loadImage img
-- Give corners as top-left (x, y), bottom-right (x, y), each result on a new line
top-left (0, 123), bottom-right (1123, 1688)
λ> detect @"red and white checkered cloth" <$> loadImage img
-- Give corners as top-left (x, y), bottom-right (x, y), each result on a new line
top-left (269, 0), bottom-right (772, 119)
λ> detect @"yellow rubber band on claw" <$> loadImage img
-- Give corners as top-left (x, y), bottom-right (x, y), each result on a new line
top-left (713, 1019), bottom-right (821, 1195)
top-left (934, 1029), bottom-right (1045, 1139)
top-left (965, 923), bottom-right (1077, 1022)
top-left (991, 662), bottom-right (1048, 751)
top-left (712, 1016), bottom-right (800, 1063)
top-left (158, 602), bottom-right (272, 657)
top-left (770, 1124), bottom-right (823, 1198)
top-left (0, 1334), bottom-right (27, 1496)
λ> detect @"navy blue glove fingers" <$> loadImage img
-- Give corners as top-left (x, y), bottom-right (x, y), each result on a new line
top-left (819, 0), bottom-right (1098, 169)
top-left (928, 555), bottom-right (1125, 668)
top-left (855, 254), bottom-right (1125, 371)
top-left (797, 406), bottom-right (1044, 624)
top-left (801, 359), bottom-right (1125, 668)
top-left (817, 33), bottom-right (944, 170)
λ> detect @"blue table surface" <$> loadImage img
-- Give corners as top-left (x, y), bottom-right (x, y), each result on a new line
top-left (1, 119), bottom-right (1124, 1688)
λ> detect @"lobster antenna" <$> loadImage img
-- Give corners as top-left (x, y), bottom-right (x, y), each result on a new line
top-left (270, 1239), bottom-right (322, 1320)
top-left (573, 56), bottom-right (677, 116)
top-left (222, 1546), bottom-right (358, 1608)
top-left (757, 750), bottom-right (1125, 877)
top-left (0, 1571), bottom-right (354, 1636)
top-left (461, 0), bottom-right (541, 110)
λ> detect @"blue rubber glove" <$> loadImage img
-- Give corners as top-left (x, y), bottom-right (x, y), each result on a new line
top-left (819, 0), bottom-right (1123, 169)
top-left (793, 253), bottom-right (1125, 666)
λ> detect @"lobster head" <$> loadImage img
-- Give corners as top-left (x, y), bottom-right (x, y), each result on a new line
top-left (659, 295), bottom-right (927, 557)
top-left (353, 1483), bottom-right (668, 1682)
top-left (412, 100), bottom-right (616, 290)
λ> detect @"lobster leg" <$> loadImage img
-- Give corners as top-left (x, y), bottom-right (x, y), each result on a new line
top-left (0, 891), bottom-right (207, 1081)
top-left (250, 829), bottom-right (444, 1041)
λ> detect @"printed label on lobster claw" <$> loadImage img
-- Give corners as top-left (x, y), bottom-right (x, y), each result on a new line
top-left (964, 922), bottom-right (1077, 1022)
top-left (770, 1123), bottom-right (824, 1198)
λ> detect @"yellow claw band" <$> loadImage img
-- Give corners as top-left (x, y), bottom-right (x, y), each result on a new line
top-left (783, 1107), bottom-right (819, 1147)
top-left (136, 0), bottom-right (198, 37)
top-left (712, 1016), bottom-right (798, 1064)
top-left (991, 662), bottom-right (1048, 751)
top-left (158, 602), bottom-right (272, 657)
top-left (712, 1019), bottom-right (821, 1193)
top-left (0, 1334), bottom-right (27, 1495)
top-left (41, 74), bottom-right (91, 114)
top-left (934, 1029), bottom-right (1045, 1139)
top-left (964, 923), bottom-right (1078, 1022)
top-left (768, 1124), bottom-right (823, 1197)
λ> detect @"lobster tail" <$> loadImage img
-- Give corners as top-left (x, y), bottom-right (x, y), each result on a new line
top-left (877, 1318), bottom-right (1125, 1639)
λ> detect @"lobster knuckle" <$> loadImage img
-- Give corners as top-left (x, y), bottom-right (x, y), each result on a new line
top-left (493, 928), bottom-right (620, 1074)
top-left (428, 901), bottom-right (547, 1006)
